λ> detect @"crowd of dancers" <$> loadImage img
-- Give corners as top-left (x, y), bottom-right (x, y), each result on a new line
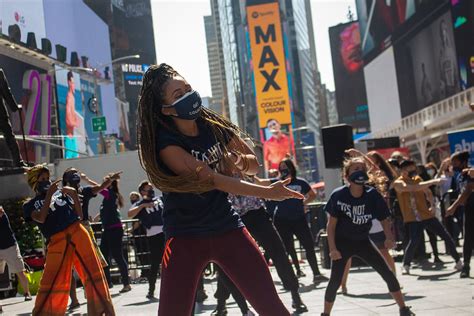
top-left (0, 64), bottom-right (472, 315)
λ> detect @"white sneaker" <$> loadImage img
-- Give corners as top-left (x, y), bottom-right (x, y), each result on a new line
top-left (402, 265), bottom-right (410, 275)
top-left (455, 260), bottom-right (464, 271)
top-left (243, 311), bottom-right (255, 316)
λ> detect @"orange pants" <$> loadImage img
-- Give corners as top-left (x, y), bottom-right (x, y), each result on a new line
top-left (33, 222), bottom-right (115, 316)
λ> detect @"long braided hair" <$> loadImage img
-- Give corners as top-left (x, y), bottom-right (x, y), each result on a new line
top-left (137, 63), bottom-right (246, 193)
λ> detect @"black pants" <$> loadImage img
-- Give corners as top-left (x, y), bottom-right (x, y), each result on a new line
top-left (214, 208), bottom-right (299, 307)
top-left (215, 267), bottom-right (249, 313)
top-left (100, 227), bottom-right (130, 286)
top-left (464, 208), bottom-right (474, 267)
top-left (147, 232), bottom-right (165, 294)
top-left (274, 216), bottom-right (320, 276)
top-left (403, 218), bottom-right (460, 266)
top-left (325, 238), bottom-right (400, 302)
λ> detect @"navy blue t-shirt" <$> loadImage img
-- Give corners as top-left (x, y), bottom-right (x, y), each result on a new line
top-left (324, 185), bottom-right (390, 240)
top-left (99, 189), bottom-right (122, 229)
top-left (132, 197), bottom-right (164, 229)
top-left (274, 178), bottom-right (311, 220)
top-left (23, 191), bottom-right (80, 239)
top-left (79, 186), bottom-right (96, 221)
top-left (0, 213), bottom-right (17, 249)
top-left (157, 119), bottom-right (243, 238)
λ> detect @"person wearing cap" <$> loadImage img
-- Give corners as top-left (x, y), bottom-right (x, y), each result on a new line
top-left (394, 160), bottom-right (463, 275)
top-left (23, 165), bottom-right (115, 316)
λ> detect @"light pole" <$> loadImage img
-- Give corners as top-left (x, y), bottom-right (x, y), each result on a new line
top-left (55, 54), bottom-right (140, 154)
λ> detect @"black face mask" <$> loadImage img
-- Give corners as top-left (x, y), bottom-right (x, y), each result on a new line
top-left (408, 171), bottom-right (417, 178)
top-left (67, 173), bottom-right (81, 187)
top-left (453, 166), bottom-right (463, 173)
top-left (130, 199), bottom-right (139, 205)
top-left (280, 169), bottom-right (290, 179)
top-left (348, 170), bottom-right (369, 185)
top-left (37, 180), bottom-right (51, 194)
top-left (147, 189), bottom-right (155, 199)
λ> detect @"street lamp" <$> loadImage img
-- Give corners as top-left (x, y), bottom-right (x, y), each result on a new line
top-left (54, 54), bottom-right (140, 154)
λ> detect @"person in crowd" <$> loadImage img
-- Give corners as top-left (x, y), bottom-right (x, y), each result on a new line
top-left (211, 190), bottom-right (308, 315)
top-left (339, 150), bottom-right (398, 294)
top-left (95, 177), bottom-right (131, 293)
top-left (136, 63), bottom-right (303, 315)
top-left (62, 168), bottom-right (118, 310)
top-left (129, 192), bottom-right (140, 205)
top-left (128, 181), bottom-right (165, 299)
top-left (271, 158), bottom-right (325, 283)
top-left (129, 191), bottom-right (149, 282)
top-left (322, 157), bottom-right (414, 316)
top-left (393, 160), bottom-right (463, 275)
top-left (446, 151), bottom-right (473, 278)
top-left (23, 165), bottom-right (115, 315)
top-left (0, 206), bottom-right (32, 301)
top-left (425, 162), bottom-right (438, 179)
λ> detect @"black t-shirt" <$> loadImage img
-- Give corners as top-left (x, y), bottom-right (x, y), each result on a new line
top-left (99, 189), bottom-right (122, 229)
top-left (79, 186), bottom-right (96, 221)
top-left (324, 185), bottom-right (390, 240)
top-left (132, 197), bottom-right (164, 229)
top-left (23, 191), bottom-right (80, 239)
top-left (157, 119), bottom-right (243, 238)
top-left (274, 178), bottom-right (311, 220)
top-left (0, 213), bottom-right (17, 249)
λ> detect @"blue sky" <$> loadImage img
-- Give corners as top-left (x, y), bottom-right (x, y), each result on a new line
top-left (152, 0), bottom-right (356, 97)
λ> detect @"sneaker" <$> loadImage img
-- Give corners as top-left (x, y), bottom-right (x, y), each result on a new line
top-left (460, 266), bottom-right (470, 278)
top-left (455, 260), bottom-right (464, 271)
top-left (402, 265), bottom-right (410, 275)
top-left (313, 274), bottom-right (328, 285)
top-left (400, 306), bottom-right (415, 316)
top-left (341, 286), bottom-right (348, 295)
top-left (211, 307), bottom-right (228, 316)
top-left (433, 257), bottom-right (443, 264)
top-left (119, 285), bottom-right (132, 293)
top-left (296, 270), bottom-right (306, 278)
top-left (320, 313), bottom-right (330, 316)
top-left (146, 292), bottom-right (156, 300)
top-left (243, 311), bottom-right (255, 316)
top-left (292, 300), bottom-right (308, 313)
top-left (68, 302), bottom-right (80, 311)
top-left (24, 293), bottom-right (32, 301)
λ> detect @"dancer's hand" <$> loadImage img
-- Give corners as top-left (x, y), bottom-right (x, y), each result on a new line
top-left (446, 205), bottom-right (456, 217)
top-left (330, 249), bottom-right (342, 261)
top-left (266, 178), bottom-right (304, 201)
top-left (0, 206), bottom-right (4, 218)
top-left (61, 186), bottom-right (77, 197)
top-left (48, 180), bottom-right (61, 195)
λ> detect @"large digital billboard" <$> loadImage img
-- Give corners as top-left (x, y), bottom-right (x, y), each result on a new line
top-left (395, 10), bottom-right (460, 117)
top-left (356, 0), bottom-right (448, 61)
top-left (451, 0), bottom-right (474, 89)
top-left (0, 0), bottom-right (46, 43)
top-left (0, 54), bottom-right (53, 163)
top-left (247, 2), bottom-right (292, 128)
top-left (329, 21), bottom-right (370, 133)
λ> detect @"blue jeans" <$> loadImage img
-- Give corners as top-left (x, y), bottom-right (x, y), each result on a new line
top-left (403, 218), bottom-right (460, 266)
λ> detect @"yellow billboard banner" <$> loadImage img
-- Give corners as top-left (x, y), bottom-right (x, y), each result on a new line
top-left (247, 2), bottom-right (292, 128)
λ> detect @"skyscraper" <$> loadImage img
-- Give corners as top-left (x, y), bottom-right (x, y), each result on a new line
top-left (214, 0), bottom-right (322, 180)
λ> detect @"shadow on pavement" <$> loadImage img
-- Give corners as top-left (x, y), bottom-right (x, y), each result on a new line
top-left (343, 292), bottom-right (425, 301)
top-left (123, 298), bottom-right (159, 306)
top-left (413, 270), bottom-right (459, 281)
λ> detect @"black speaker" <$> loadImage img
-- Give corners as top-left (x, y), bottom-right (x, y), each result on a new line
top-left (361, 137), bottom-right (400, 150)
top-left (322, 124), bottom-right (354, 169)
top-left (81, 55), bottom-right (89, 68)
top-left (56, 44), bottom-right (67, 62)
top-left (41, 38), bottom-right (52, 55)
top-left (8, 24), bottom-right (21, 43)
top-left (26, 32), bottom-right (37, 50)
top-left (70, 52), bottom-right (80, 67)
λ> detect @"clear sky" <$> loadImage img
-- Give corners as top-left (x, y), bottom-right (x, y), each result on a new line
top-left (152, 0), bottom-right (356, 97)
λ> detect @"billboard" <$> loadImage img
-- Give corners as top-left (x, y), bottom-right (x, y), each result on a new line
top-left (356, 0), bottom-right (448, 60)
top-left (0, 55), bottom-right (53, 163)
top-left (395, 10), bottom-right (460, 117)
top-left (247, 2), bottom-right (292, 128)
top-left (329, 21), bottom-right (370, 133)
top-left (0, 0), bottom-right (46, 43)
top-left (448, 128), bottom-right (474, 166)
top-left (451, 0), bottom-right (474, 89)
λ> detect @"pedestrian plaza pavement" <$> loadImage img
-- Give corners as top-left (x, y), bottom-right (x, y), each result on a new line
top-left (2, 251), bottom-right (472, 315)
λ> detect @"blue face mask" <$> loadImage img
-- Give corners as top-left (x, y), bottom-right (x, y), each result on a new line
top-left (164, 90), bottom-right (202, 120)
top-left (349, 170), bottom-right (369, 185)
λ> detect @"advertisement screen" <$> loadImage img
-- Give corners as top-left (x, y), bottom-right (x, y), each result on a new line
top-left (247, 2), bottom-right (292, 128)
top-left (356, 0), bottom-right (448, 60)
top-left (451, 0), bottom-right (474, 89)
top-left (395, 10), bottom-right (460, 117)
top-left (329, 21), bottom-right (370, 133)
top-left (80, 78), bottom-right (104, 155)
top-left (0, 0), bottom-right (46, 43)
top-left (0, 55), bottom-right (53, 163)
top-left (55, 67), bottom-right (86, 159)
top-left (448, 128), bottom-right (474, 166)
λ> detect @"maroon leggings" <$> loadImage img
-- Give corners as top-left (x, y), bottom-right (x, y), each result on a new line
top-left (158, 227), bottom-right (290, 316)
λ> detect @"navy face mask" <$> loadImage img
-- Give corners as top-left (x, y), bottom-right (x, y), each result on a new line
top-left (280, 169), bottom-right (290, 179)
top-left (164, 90), bottom-right (202, 120)
top-left (37, 180), bottom-right (51, 194)
top-left (349, 170), bottom-right (369, 185)
top-left (147, 189), bottom-right (155, 199)
top-left (408, 171), bottom-right (417, 178)
top-left (68, 173), bottom-right (81, 187)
